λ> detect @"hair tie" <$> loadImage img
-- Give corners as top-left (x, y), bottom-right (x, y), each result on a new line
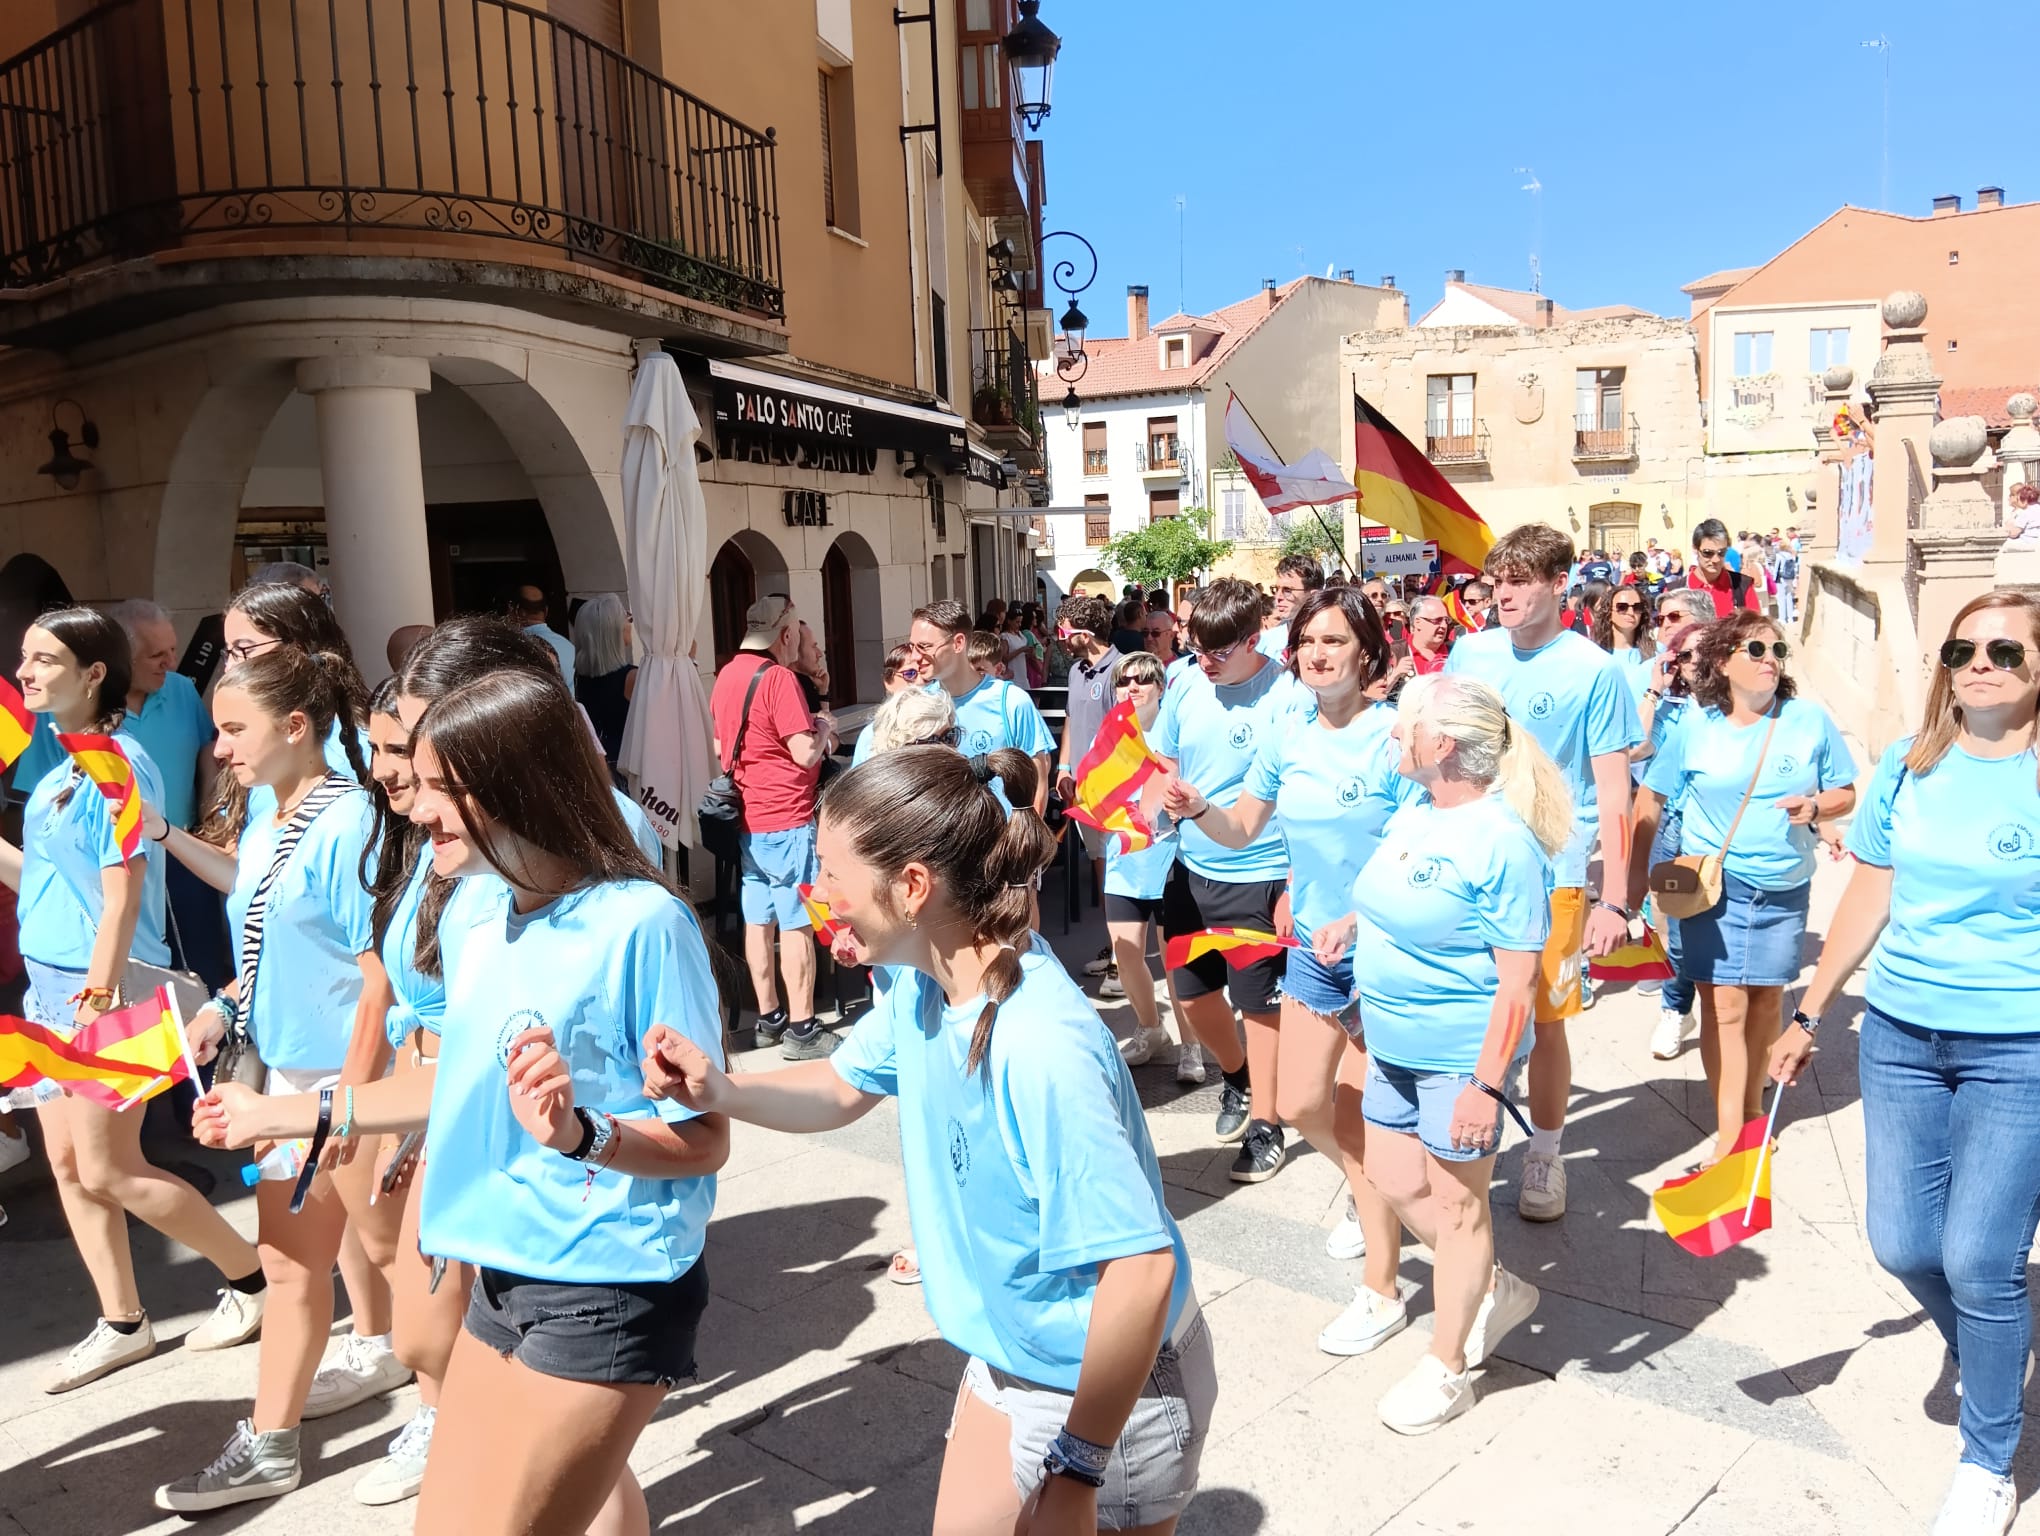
top-left (968, 755), bottom-right (998, 786)
top-left (1501, 718), bottom-right (1513, 747)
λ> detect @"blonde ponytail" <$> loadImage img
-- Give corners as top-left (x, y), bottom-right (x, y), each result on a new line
top-left (1398, 674), bottom-right (1573, 857)
top-left (1492, 716), bottom-right (1573, 858)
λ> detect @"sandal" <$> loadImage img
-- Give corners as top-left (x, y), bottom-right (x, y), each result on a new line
top-left (887, 1249), bottom-right (923, 1286)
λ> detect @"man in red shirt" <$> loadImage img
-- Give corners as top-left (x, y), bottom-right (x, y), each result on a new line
top-left (708, 594), bottom-right (839, 1059)
top-left (1685, 517), bottom-right (1763, 618)
top-left (1405, 595), bottom-right (1454, 674)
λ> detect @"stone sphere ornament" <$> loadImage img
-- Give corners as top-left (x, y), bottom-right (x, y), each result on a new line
top-left (1881, 290), bottom-right (1928, 329)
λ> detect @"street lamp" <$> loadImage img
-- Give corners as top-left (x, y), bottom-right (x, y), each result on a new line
top-left (1002, 0), bottom-right (1061, 130)
top-left (1041, 229), bottom-right (1097, 411)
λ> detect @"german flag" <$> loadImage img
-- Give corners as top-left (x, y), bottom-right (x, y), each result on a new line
top-left (1067, 701), bottom-right (1160, 856)
top-left (1353, 393), bottom-right (1495, 580)
top-left (1595, 922), bottom-right (1676, 984)
top-left (1651, 1114), bottom-right (1774, 1257)
top-left (798, 884), bottom-right (846, 947)
top-left (56, 732), bottom-right (143, 862)
top-left (0, 677), bottom-right (34, 771)
top-left (0, 987), bottom-right (192, 1111)
top-left (1163, 927), bottom-right (1300, 972)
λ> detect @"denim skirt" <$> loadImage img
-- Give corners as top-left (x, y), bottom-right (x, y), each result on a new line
top-left (1670, 872), bottom-right (1810, 988)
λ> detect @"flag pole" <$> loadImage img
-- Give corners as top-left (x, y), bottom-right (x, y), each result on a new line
top-left (1228, 389), bottom-right (1356, 579)
top-left (1741, 1082), bottom-right (1788, 1227)
top-left (164, 985), bottom-right (205, 1093)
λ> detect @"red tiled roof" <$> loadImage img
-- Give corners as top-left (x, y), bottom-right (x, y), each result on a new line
top-left (1939, 384), bottom-right (2040, 429)
top-left (1052, 277), bottom-right (1309, 400)
top-left (1151, 310), bottom-right (1226, 334)
top-left (1680, 266), bottom-right (1758, 295)
top-left (1418, 280), bottom-right (1654, 328)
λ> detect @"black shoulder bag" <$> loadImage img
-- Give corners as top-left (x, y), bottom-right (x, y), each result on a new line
top-left (698, 660), bottom-right (771, 864)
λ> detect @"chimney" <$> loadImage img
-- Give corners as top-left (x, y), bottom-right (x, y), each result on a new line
top-left (1445, 268), bottom-right (1465, 284)
top-left (1338, 268), bottom-right (1355, 283)
top-left (1978, 185), bottom-right (2005, 209)
top-left (1126, 284), bottom-right (1149, 341)
top-left (1262, 277), bottom-right (1277, 310)
top-left (1534, 296), bottom-right (1555, 328)
top-left (1932, 193), bottom-right (1962, 217)
top-left (1380, 274), bottom-right (1396, 289)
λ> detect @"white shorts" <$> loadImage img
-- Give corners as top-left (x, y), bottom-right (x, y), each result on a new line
top-left (264, 1065), bottom-right (344, 1096)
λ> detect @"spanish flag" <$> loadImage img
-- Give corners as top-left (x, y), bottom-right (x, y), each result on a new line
top-left (1442, 586), bottom-right (1480, 631)
top-left (798, 884), bottom-right (845, 947)
top-left (1067, 701), bottom-right (1159, 856)
top-left (1651, 1114), bottom-right (1774, 1257)
top-left (1353, 393), bottom-right (1495, 580)
top-left (1595, 922), bottom-right (1675, 984)
top-left (0, 987), bottom-right (192, 1111)
top-left (55, 732), bottom-right (143, 862)
top-left (1163, 927), bottom-right (1301, 972)
top-left (0, 677), bottom-right (34, 770)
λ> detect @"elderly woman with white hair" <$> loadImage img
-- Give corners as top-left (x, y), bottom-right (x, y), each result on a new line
top-left (571, 594), bottom-right (636, 772)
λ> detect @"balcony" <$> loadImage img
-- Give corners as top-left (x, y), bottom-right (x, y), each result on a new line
top-left (1082, 448), bottom-right (1109, 477)
top-left (1136, 441), bottom-right (1182, 479)
top-left (957, 0), bottom-right (1028, 219)
top-left (0, 0), bottom-right (784, 342)
top-left (970, 322), bottom-right (1038, 462)
top-left (1425, 422), bottom-right (1490, 466)
top-left (1573, 413), bottom-right (1639, 462)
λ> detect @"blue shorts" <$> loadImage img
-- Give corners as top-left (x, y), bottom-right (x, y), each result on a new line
top-left (1363, 1054), bottom-right (1524, 1163)
top-left (739, 823), bottom-right (818, 930)
top-left (1672, 872), bottom-right (1810, 988)
top-left (9, 959), bottom-right (87, 1107)
top-left (1278, 943), bottom-right (1356, 1024)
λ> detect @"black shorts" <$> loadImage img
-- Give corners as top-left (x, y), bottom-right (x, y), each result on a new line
top-left (1159, 865), bottom-right (1287, 1014)
top-left (465, 1253), bottom-right (709, 1388)
top-left (1104, 892), bottom-right (1166, 926)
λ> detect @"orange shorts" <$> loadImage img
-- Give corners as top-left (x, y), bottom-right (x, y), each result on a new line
top-left (1537, 886), bottom-right (1588, 1024)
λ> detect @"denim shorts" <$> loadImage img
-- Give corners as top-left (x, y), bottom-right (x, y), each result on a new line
top-left (1363, 1055), bottom-right (1524, 1163)
top-left (738, 822), bottom-right (818, 930)
top-left (8, 959), bottom-right (86, 1107)
top-left (1671, 872), bottom-right (1810, 988)
top-left (952, 1307), bottom-right (1215, 1530)
top-left (465, 1253), bottom-right (709, 1388)
top-left (1278, 943), bottom-right (1356, 1024)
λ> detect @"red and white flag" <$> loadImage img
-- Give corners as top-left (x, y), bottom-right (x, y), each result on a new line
top-left (1223, 391), bottom-right (1356, 514)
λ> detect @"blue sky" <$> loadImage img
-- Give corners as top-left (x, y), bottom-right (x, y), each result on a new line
top-left (1034, 1), bottom-right (2023, 331)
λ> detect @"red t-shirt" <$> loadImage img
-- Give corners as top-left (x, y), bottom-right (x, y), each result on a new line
top-left (1410, 643), bottom-right (1451, 675)
top-left (1686, 566), bottom-right (1763, 619)
top-left (708, 654), bottom-right (818, 833)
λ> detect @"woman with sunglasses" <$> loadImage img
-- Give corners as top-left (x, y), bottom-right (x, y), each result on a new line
top-left (1593, 585), bottom-right (1655, 673)
top-left (1624, 610), bottom-right (1855, 1166)
top-left (881, 642), bottom-right (924, 695)
top-left (1770, 591), bottom-right (2040, 1536)
top-left (1632, 594), bottom-right (1714, 1060)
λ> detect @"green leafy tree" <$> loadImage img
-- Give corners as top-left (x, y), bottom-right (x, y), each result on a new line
top-left (1279, 507), bottom-right (1346, 564)
top-left (1100, 507), bottom-right (1233, 590)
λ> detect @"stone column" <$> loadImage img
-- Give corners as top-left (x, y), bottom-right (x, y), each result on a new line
top-left (1914, 416), bottom-right (2006, 650)
top-left (1803, 364), bottom-right (1854, 564)
top-left (295, 355), bottom-right (434, 682)
top-left (1863, 291), bottom-right (1941, 569)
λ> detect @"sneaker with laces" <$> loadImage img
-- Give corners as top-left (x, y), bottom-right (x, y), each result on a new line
top-left (1175, 1041), bottom-right (1207, 1085)
top-left (155, 1420), bottom-right (301, 1512)
top-left (1083, 946), bottom-right (1115, 977)
top-left (1378, 1353), bottom-right (1474, 1436)
top-left (1464, 1265), bottom-right (1540, 1369)
top-left (1214, 1081), bottom-right (1251, 1143)
top-left (0, 1126), bottom-right (30, 1175)
top-left (1098, 970), bottom-right (1127, 1000)
top-left (780, 1024), bottom-right (840, 1061)
top-left (302, 1332), bottom-right (412, 1420)
top-left (44, 1316), bottom-right (155, 1393)
top-left (1650, 1008), bottom-right (1693, 1061)
top-left (1228, 1120), bottom-right (1286, 1183)
top-left (1317, 1285), bottom-right (1406, 1356)
top-left (1931, 1462), bottom-right (2018, 1536)
top-left (1118, 1026), bottom-right (1165, 1066)
top-left (1326, 1193), bottom-right (1368, 1260)
top-left (355, 1407), bottom-right (436, 1507)
top-left (185, 1287), bottom-right (266, 1351)
top-left (1517, 1150), bottom-right (1567, 1222)
top-left (751, 1008), bottom-right (790, 1049)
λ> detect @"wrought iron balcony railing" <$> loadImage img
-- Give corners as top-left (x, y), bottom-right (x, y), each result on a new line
top-left (1425, 421), bottom-right (1489, 465)
top-left (970, 323), bottom-right (1035, 441)
top-left (0, 0), bottom-right (784, 317)
top-left (1573, 412), bottom-right (1639, 461)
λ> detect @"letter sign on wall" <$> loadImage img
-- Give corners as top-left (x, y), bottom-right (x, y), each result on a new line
top-left (783, 490), bottom-right (831, 527)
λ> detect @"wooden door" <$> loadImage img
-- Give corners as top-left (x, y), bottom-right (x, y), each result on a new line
top-left (821, 542), bottom-right (854, 706)
top-left (708, 540), bottom-right (755, 674)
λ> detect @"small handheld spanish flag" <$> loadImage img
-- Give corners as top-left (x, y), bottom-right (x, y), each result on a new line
top-left (1651, 1111), bottom-right (1776, 1257)
top-left (1067, 700), bottom-right (1160, 856)
top-left (798, 884), bottom-right (845, 947)
top-left (0, 986), bottom-right (193, 1111)
top-left (1442, 586), bottom-right (1478, 631)
top-left (55, 732), bottom-right (143, 862)
top-left (1595, 922), bottom-right (1675, 984)
top-left (1163, 927), bottom-right (1301, 972)
top-left (0, 677), bottom-right (34, 771)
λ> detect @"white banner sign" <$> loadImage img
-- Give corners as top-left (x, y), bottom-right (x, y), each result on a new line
top-left (1361, 539), bottom-right (1438, 577)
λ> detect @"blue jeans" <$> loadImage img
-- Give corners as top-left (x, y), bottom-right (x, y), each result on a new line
top-left (1860, 1004), bottom-right (2040, 1474)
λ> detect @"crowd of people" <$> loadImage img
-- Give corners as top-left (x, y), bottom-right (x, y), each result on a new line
top-left (0, 507), bottom-right (2035, 1534)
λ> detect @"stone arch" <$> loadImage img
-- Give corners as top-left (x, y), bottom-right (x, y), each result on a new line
top-left (821, 530), bottom-right (883, 705)
top-left (1068, 565), bottom-right (1114, 596)
top-left (706, 529), bottom-right (786, 672)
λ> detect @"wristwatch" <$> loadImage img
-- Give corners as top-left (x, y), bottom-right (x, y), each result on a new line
top-left (562, 1108), bottom-right (616, 1164)
top-left (1792, 1009), bottom-right (1820, 1035)
top-left (1594, 897), bottom-right (1630, 922)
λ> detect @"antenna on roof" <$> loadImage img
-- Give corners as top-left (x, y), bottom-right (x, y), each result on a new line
top-left (1516, 167), bottom-right (1543, 294)
top-left (1174, 194), bottom-right (1186, 316)
top-left (1860, 36), bottom-right (1891, 210)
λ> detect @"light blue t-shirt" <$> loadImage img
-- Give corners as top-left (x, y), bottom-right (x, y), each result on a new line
top-left (1642, 697), bottom-right (1855, 891)
top-left (1243, 701), bottom-right (1413, 940)
top-left (226, 785), bottom-right (377, 1071)
top-left (420, 878), bottom-right (722, 1284)
top-left (17, 734), bottom-right (172, 971)
top-left (1635, 689), bottom-right (1689, 786)
top-left (613, 787), bottom-right (663, 863)
top-left (1255, 625), bottom-right (1288, 662)
top-left (832, 945), bottom-right (1192, 1391)
top-left (525, 622), bottom-right (576, 682)
top-left (951, 676), bottom-right (1055, 761)
top-left (1349, 794), bottom-right (1553, 1073)
top-left (1150, 657), bottom-right (1299, 882)
top-left (380, 845), bottom-right (446, 1048)
top-left (245, 718), bottom-right (369, 822)
top-left (1165, 654), bottom-right (1196, 691)
top-left (1103, 816), bottom-right (1179, 900)
top-left (122, 673), bottom-right (215, 831)
top-left (1446, 626), bottom-right (1637, 887)
top-left (1848, 740), bottom-right (2040, 1033)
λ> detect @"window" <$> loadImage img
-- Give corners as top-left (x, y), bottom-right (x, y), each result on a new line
top-left (1085, 495), bottom-right (1111, 546)
top-left (960, 45), bottom-right (978, 110)
top-left (981, 42), bottom-right (1000, 108)
top-left (818, 68), bottom-right (859, 234)
top-left (1808, 328), bottom-right (1850, 372)
top-left (1426, 374), bottom-right (1474, 436)
top-left (1731, 331), bottom-right (1773, 377)
top-left (1164, 337), bottom-right (1187, 369)
top-left (1949, 250), bottom-right (1960, 266)
top-left (1146, 416), bottom-right (1179, 468)
top-left (965, 0), bottom-right (992, 29)
top-left (950, 553), bottom-right (967, 601)
top-left (1948, 339), bottom-right (1959, 353)
top-left (931, 557), bottom-right (947, 600)
top-left (1219, 482), bottom-right (1247, 537)
top-left (931, 290), bottom-right (949, 399)
top-left (1148, 488), bottom-right (1180, 522)
top-left (1574, 367), bottom-right (1624, 431)
top-left (928, 479), bottom-right (946, 541)
top-left (1082, 420), bottom-right (1107, 476)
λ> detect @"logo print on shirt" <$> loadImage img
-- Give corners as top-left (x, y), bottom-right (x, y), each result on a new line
top-left (493, 1009), bottom-right (548, 1067)
top-left (946, 1116), bottom-right (971, 1186)
top-left (1336, 776), bottom-right (1364, 808)
top-left (1987, 823), bottom-right (2036, 861)
top-left (1526, 691), bottom-right (1556, 721)
top-left (1228, 722), bottom-right (1255, 750)
top-left (965, 729), bottom-right (994, 754)
top-left (1406, 856), bottom-right (1445, 889)
top-left (1772, 754), bottom-right (1801, 779)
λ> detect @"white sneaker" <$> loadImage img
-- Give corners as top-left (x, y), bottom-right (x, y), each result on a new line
top-left (1378, 1353), bottom-right (1474, 1436)
top-left (1578, 973), bottom-right (1597, 1011)
top-left (1118, 1027), bottom-right (1162, 1067)
top-left (1931, 1462), bottom-right (2018, 1536)
top-left (1518, 1150), bottom-right (1567, 1222)
top-left (1326, 1194), bottom-right (1368, 1260)
top-left (44, 1316), bottom-right (156, 1393)
top-left (1083, 947), bottom-right (1115, 977)
top-left (301, 1332), bottom-right (413, 1419)
top-left (1650, 1008), bottom-right (1693, 1061)
top-left (0, 1127), bottom-right (30, 1175)
top-left (355, 1407), bottom-right (435, 1506)
top-left (1098, 972), bottom-right (1127, 1000)
top-left (1317, 1285), bottom-right (1407, 1356)
top-left (1175, 1041), bottom-right (1207, 1085)
top-left (186, 1287), bottom-right (266, 1351)
top-left (1464, 1265), bottom-right (1541, 1369)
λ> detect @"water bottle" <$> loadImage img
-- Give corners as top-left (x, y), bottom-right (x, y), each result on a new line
top-left (240, 1140), bottom-right (310, 1186)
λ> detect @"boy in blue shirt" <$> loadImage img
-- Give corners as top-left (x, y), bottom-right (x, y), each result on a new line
top-left (906, 600), bottom-right (1054, 812)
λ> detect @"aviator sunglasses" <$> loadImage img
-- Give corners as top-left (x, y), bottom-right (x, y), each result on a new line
top-left (1941, 637), bottom-right (2030, 671)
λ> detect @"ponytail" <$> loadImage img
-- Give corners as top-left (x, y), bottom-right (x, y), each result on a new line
top-left (1398, 673), bottom-right (1572, 858)
top-left (1491, 717), bottom-right (1574, 859)
top-left (964, 749), bottom-right (1056, 1074)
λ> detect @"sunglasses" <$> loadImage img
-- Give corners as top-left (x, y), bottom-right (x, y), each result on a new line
top-left (1612, 601), bottom-right (1645, 614)
top-left (1185, 641), bottom-right (1241, 666)
top-left (1114, 676), bottom-right (1156, 691)
top-left (1740, 640), bottom-right (1790, 662)
top-left (1674, 649), bottom-right (1697, 664)
top-left (1941, 637), bottom-right (2030, 671)
top-left (914, 726), bottom-right (962, 748)
top-left (1057, 625), bottom-right (1095, 641)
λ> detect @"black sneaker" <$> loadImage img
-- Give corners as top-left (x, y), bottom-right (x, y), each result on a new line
top-left (752, 1009), bottom-right (790, 1049)
top-left (1214, 1082), bottom-right (1250, 1143)
top-left (780, 1023), bottom-right (839, 1061)
top-left (1228, 1120), bottom-right (1287, 1183)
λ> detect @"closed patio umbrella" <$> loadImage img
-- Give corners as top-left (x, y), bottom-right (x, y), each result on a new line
top-left (618, 351), bottom-right (714, 852)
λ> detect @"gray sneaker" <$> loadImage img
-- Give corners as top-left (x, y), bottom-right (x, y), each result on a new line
top-left (44, 1316), bottom-right (155, 1393)
top-left (780, 1025), bottom-right (840, 1061)
top-left (154, 1420), bottom-right (302, 1512)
